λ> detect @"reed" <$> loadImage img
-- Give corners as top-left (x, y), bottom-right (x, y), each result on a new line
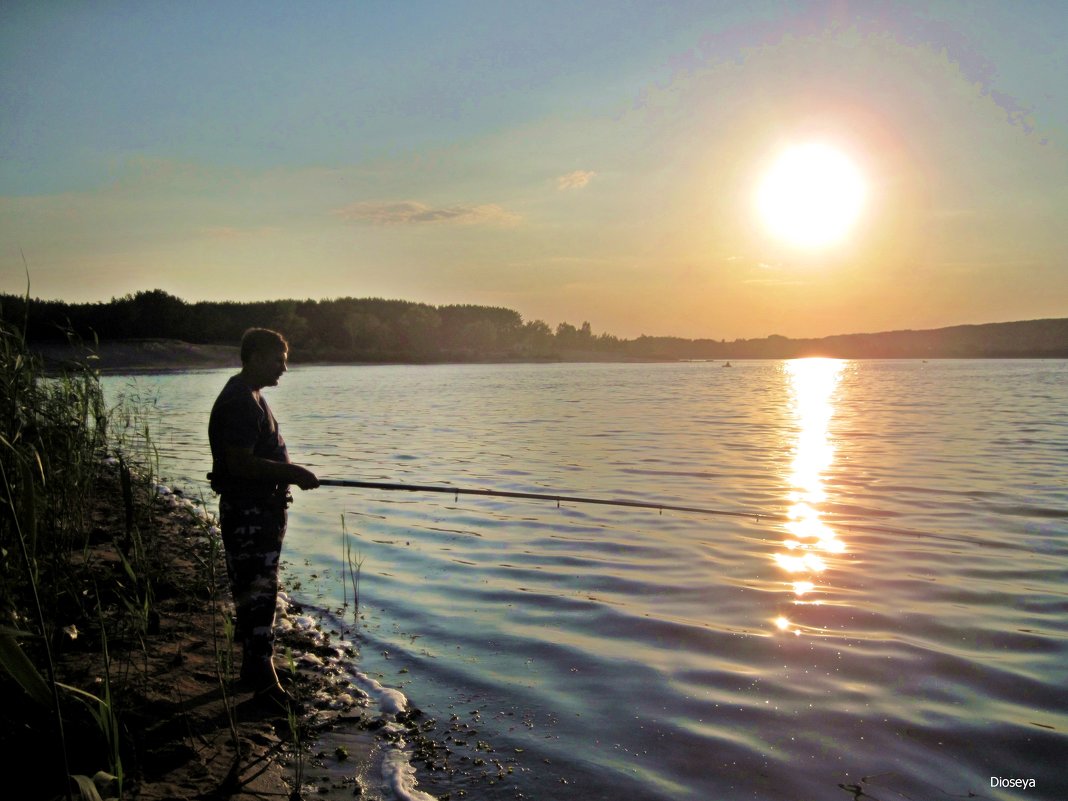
top-left (340, 515), bottom-right (365, 628)
top-left (0, 312), bottom-right (188, 798)
top-left (0, 326), bottom-right (107, 622)
top-left (0, 319), bottom-right (99, 799)
top-left (283, 648), bottom-right (306, 801)
top-left (340, 515), bottom-right (347, 610)
top-left (201, 505), bottom-right (240, 754)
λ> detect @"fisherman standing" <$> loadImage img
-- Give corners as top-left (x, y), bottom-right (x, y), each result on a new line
top-left (208, 328), bottom-right (319, 702)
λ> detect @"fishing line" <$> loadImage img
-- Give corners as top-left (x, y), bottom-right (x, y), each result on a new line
top-left (318, 479), bottom-right (981, 544)
top-left (318, 478), bottom-right (789, 523)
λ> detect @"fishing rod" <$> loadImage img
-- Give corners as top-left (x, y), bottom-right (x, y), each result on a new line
top-left (318, 478), bottom-right (788, 522)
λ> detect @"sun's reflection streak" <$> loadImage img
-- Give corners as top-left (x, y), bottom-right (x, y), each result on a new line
top-left (772, 359), bottom-right (845, 635)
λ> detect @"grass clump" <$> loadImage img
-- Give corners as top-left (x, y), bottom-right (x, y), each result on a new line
top-left (0, 314), bottom-right (191, 799)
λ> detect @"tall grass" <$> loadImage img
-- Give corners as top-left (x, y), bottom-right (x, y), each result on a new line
top-left (0, 314), bottom-right (180, 799)
top-left (0, 323), bottom-right (107, 620)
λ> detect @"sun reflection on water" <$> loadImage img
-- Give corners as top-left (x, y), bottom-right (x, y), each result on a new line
top-left (772, 358), bottom-right (845, 635)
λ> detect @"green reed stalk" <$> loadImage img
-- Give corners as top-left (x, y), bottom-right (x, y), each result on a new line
top-left (349, 546), bottom-right (364, 624)
top-left (284, 648), bottom-right (306, 801)
top-left (340, 515), bottom-right (347, 611)
top-left (204, 508), bottom-right (241, 754)
top-left (340, 515), bottom-right (364, 628)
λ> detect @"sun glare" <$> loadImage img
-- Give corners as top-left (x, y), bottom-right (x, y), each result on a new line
top-left (755, 142), bottom-right (866, 249)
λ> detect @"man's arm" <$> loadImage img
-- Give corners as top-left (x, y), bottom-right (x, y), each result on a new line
top-left (224, 446), bottom-right (320, 490)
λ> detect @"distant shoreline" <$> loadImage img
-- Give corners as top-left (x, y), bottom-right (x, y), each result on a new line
top-left (31, 339), bottom-right (665, 372)
top-left (31, 337), bottom-right (1068, 373)
top-left (8, 289), bottom-right (1067, 363)
top-left (33, 339), bottom-right (241, 372)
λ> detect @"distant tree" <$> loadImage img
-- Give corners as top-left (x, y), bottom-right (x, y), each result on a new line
top-left (555, 322), bottom-right (578, 348)
top-left (595, 332), bottom-right (622, 352)
top-left (344, 312), bottom-right (388, 354)
top-left (127, 290), bottom-right (188, 339)
top-left (520, 320), bottom-right (554, 357)
top-left (270, 301), bottom-right (311, 349)
top-left (458, 320), bottom-right (499, 354)
top-left (397, 306), bottom-right (441, 358)
top-left (439, 305), bottom-right (522, 353)
top-left (308, 300), bottom-right (353, 352)
top-left (556, 321), bottom-right (594, 350)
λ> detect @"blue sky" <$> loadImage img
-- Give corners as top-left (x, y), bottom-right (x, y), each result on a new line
top-left (2, 1), bottom-right (1066, 339)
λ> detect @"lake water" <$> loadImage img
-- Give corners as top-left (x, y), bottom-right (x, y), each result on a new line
top-left (103, 360), bottom-right (1068, 801)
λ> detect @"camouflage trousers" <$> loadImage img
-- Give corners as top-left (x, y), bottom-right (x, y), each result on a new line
top-left (219, 497), bottom-right (287, 680)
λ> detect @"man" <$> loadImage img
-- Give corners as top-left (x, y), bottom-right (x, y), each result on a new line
top-left (208, 328), bottom-right (319, 702)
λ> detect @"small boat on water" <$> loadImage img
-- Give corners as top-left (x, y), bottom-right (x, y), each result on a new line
top-left (723, 361), bottom-right (732, 367)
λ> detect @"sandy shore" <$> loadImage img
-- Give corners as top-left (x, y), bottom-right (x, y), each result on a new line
top-left (7, 463), bottom-right (397, 801)
top-left (33, 339), bottom-right (241, 372)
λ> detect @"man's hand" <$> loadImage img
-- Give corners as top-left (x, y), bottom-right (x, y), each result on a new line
top-left (226, 446), bottom-right (320, 490)
top-left (290, 465), bottom-right (320, 491)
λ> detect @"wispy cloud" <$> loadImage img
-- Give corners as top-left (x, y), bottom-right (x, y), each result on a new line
top-left (334, 200), bottom-right (520, 226)
top-left (556, 170), bottom-right (596, 190)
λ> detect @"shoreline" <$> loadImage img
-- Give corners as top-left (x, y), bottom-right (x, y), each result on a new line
top-left (10, 460), bottom-right (443, 801)
top-left (31, 338), bottom-right (669, 372)
top-left (31, 338), bottom-right (1068, 374)
top-left (123, 471), bottom-right (456, 801)
top-left (32, 339), bottom-right (243, 372)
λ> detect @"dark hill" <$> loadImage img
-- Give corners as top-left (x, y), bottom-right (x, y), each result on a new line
top-left (627, 318), bottom-right (1068, 360)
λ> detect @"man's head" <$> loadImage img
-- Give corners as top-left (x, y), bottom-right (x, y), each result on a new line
top-left (240, 328), bottom-right (289, 388)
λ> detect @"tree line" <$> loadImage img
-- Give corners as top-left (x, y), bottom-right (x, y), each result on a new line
top-left (0, 289), bottom-right (629, 362)
top-left (3, 289), bottom-right (1065, 361)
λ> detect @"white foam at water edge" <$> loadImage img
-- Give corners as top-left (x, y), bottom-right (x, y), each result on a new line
top-left (333, 661), bottom-right (438, 800)
top-left (276, 601), bottom-right (411, 713)
top-left (381, 748), bottom-right (438, 801)
top-left (273, 593), bottom-right (437, 801)
top-left (117, 465), bottom-right (219, 533)
top-left (347, 671), bottom-right (408, 716)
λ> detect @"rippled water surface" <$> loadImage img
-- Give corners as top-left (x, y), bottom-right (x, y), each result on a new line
top-left (104, 360), bottom-right (1068, 800)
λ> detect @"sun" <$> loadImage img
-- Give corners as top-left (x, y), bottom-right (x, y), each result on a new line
top-left (755, 142), bottom-right (866, 249)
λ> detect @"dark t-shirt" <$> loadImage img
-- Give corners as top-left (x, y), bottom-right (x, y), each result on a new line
top-left (208, 374), bottom-right (290, 499)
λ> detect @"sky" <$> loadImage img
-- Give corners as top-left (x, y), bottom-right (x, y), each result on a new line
top-left (2, 0), bottom-right (1066, 340)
